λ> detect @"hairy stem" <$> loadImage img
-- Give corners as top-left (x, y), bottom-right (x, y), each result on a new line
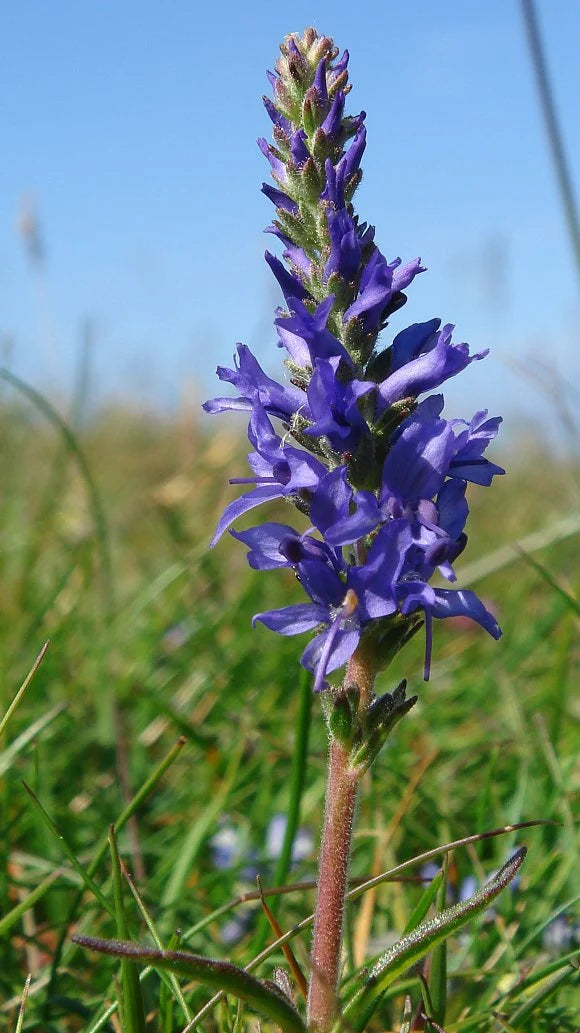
top-left (307, 647), bottom-right (377, 1033)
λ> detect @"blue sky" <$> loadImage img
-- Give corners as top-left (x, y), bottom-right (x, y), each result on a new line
top-left (1, 1), bottom-right (578, 444)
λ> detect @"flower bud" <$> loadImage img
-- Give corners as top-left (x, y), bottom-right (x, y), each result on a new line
top-left (328, 692), bottom-right (356, 745)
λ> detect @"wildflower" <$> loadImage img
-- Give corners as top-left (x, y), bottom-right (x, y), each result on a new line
top-left (205, 29), bottom-right (504, 691)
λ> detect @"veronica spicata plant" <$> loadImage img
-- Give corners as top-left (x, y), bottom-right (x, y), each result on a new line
top-left (201, 27), bottom-right (521, 1033)
top-left (73, 28), bottom-right (528, 1033)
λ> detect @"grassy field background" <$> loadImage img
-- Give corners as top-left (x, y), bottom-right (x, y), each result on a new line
top-left (0, 391), bottom-right (578, 1031)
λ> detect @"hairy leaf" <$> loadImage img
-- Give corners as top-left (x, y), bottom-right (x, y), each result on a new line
top-left (73, 936), bottom-right (307, 1033)
top-left (342, 847), bottom-right (527, 1031)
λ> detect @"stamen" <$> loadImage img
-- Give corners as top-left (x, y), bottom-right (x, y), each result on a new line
top-left (341, 588), bottom-right (358, 616)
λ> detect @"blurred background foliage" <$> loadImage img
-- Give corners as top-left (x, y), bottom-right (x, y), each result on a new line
top-left (0, 388), bottom-right (577, 1029)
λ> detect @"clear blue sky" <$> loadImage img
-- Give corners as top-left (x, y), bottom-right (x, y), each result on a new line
top-left (1, 1), bottom-right (578, 445)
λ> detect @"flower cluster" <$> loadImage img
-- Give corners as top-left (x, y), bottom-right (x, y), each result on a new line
top-left (204, 29), bottom-right (503, 692)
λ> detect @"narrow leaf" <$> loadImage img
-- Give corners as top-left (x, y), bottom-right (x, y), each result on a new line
top-left (160, 739), bottom-right (243, 909)
top-left (343, 847), bottom-right (527, 1031)
top-left (0, 368), bottom-right (114, 612)
top-left (189, 825), bottom-right (543, 1031)
top-left (73, 937), bottom-right (307, 1033)
top-left (47, 736), bottom-right (187, 1001)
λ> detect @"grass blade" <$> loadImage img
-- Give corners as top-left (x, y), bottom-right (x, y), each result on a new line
top-left (0, 368), bottom-right (114, 613)
top-left (22, 782), bottom-right (112, 915)
top-left (253, 664), bottom-right (313, 954)
top-left (13, 974), bottom-right (31, 1033)
top-left (122, 862), bottom-right (192, 1024)
top-left (516, 546), bottom-right (580, 615)
top-left (160, 739), bottom-right (243, 910)
top-left (46, 736), bottom-right (187, 1006)
top-left (398, 994), bottom-right (413, 1033)
top-left (0, 870), bottom-right (61, 937)
top-left (0, 704), bottom-right (65, 777)
top-left (402, 869), bottom-right (443, 938)
top-left (188, 824), bottom-right (546, 1030)
top-left (109, 827), bottom-right (146, 1033)
top-left (509, 960), bottom-right (579, 1027)
top-left (0, 642), bottom-right (49, 738)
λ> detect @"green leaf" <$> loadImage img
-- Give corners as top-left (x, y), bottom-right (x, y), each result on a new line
top-left (0, 705), bottom-right (66, 778)
top-left (341, 846), bottom-right (527, 1032)
top-left (73, 936), bottom-right (307, 1033)
top-left (122, 863), bottom-right (192, 1024)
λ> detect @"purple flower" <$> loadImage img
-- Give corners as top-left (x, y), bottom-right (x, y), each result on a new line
top-left (210, 408), bottom-right (325, 544)
top-left (290, 129), bottom-right (310, 166)
top-left (320, 157), bottom-right (347, 209)
top-left (231, 521), bottom-right (343, 574)
top-left (376, 323), bottom-right (487, 414)
top-left (320, 399), bottom-right (458, 546)
top-left (253, 520), bottom-right (410, 691)
top-left (275, 296), bottom-right (352, 368)
top-left (257, 137), bottom-right (286, 182)
top-left (261, 181), bottom-right (297, 214)
top-left (321, 91), bottom-right (345, 138)
top-left (336, 125), bottom-right (367, 185)
top-left (312, 56), bottom-right (329, 106)
top-left (262, 95), bottom-right (291, 134)
top-left (265, 251), bottom-right (311, 304)
top-left (325, 208), bottom-right (361, 282)
top-left (449, 411), bottom-right (505, 484)
top-left (303, 357), bottom-right (373, 453)
top-left (203, 344), bottom-right (305, 422)
top-left (344, 250), bottom-right (425, 333)
top-left (398, 582), bottom-right (501, 679)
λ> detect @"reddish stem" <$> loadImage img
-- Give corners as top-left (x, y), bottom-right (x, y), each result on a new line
top-left (307, 646), bottom-right (377, 1033)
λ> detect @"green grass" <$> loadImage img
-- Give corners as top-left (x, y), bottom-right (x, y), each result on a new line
top-left (0, 397), bottom-right (578, 1031)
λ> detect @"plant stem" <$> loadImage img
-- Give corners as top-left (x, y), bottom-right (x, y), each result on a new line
top-left (307, 647), bottom-right (376, 1033)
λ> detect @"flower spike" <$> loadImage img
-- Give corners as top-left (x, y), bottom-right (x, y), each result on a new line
top-left (205, 28), bottom-right (504, 692)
